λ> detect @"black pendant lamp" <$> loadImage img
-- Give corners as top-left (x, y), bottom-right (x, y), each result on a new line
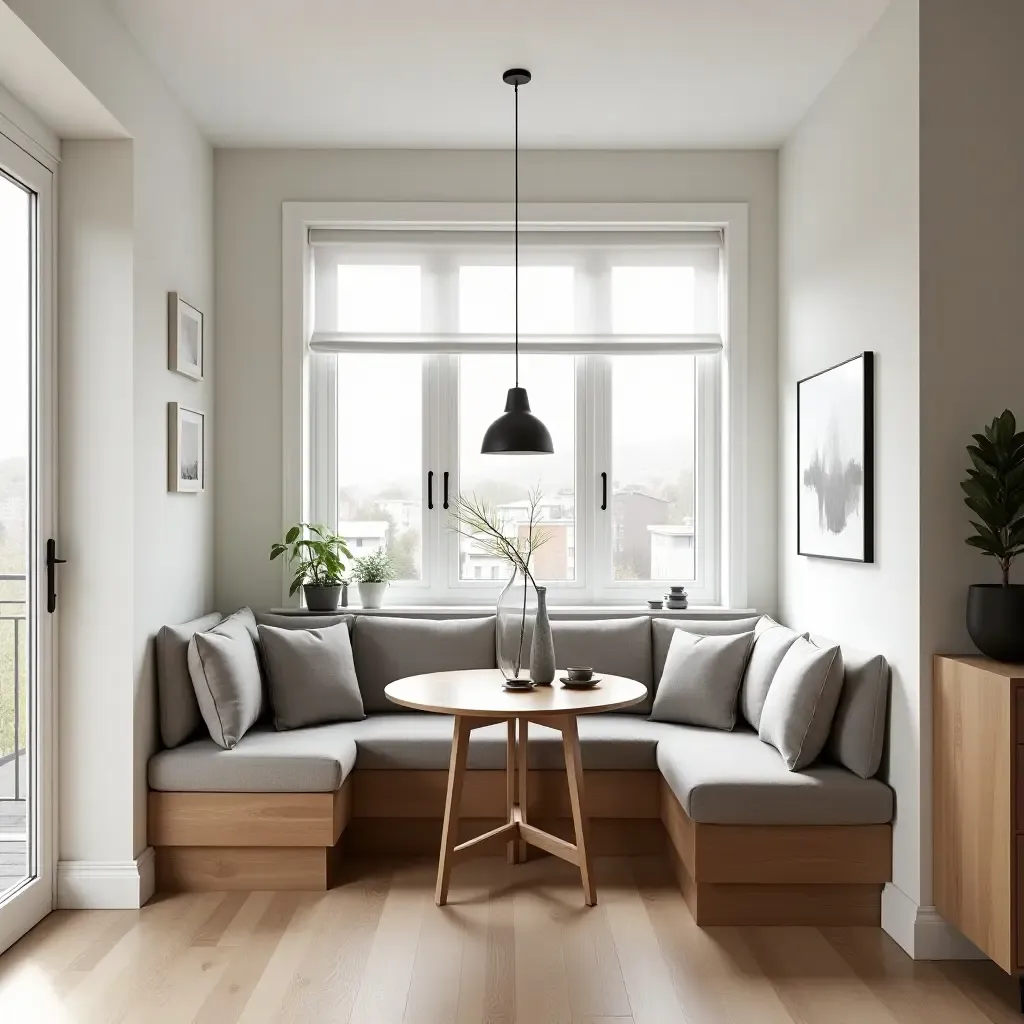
top-left (481, 69), bottom-right (554, 456)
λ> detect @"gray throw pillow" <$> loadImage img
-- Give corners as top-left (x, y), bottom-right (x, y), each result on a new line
top-left (155, 611), bottom-right (222, 748)
top-left (740, 616), bottom-right (807, 731)
top-left (759, 637), bottom-right (845, 770)
top-left (825, 642), bottom-right (890, 779)
top-left (258, 621), bottom-right (365, 730)
top-left (187, 608), bottom-right (264, 749)
top-left (650, 629), bottom-right (755, 730)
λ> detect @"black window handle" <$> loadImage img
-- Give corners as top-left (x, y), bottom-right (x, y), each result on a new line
top-left (443, 471), bottom-right (450, 510)
top-left (46, 538), bottom-right (66, 613)
top-left (601, 472), bottom-right (608, 511)
top-left (428, 471), bottom-right (434, 510)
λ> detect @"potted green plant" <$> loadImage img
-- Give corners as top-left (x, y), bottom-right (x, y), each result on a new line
top-left (269, 523), bottom-right (352, 612)
top-left (962, 409), bottom-right (1024, 662)
top-left (351, 548), bottom-right (398, 609)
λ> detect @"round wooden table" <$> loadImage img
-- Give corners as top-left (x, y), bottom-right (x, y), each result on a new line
top-left (384, 669), bottom-right (648, 907)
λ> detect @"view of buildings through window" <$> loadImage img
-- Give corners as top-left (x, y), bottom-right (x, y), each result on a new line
top-left (323, 247), bottom-right (710, 592)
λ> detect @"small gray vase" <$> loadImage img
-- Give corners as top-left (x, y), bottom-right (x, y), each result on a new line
top-left (530, 586), bottom-right (556, 685)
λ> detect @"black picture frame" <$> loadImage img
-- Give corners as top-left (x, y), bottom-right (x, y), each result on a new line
top-left (796, 351), bottom-right (874, 563)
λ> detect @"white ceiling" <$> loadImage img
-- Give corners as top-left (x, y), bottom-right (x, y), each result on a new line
top-left (109, 0), bottom-right (889, 148)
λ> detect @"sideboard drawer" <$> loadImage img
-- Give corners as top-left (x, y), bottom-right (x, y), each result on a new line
top-left (1018, 746), bottom-right (1024, 829)
top-left (1017, 688), bottom-right (1024, 740)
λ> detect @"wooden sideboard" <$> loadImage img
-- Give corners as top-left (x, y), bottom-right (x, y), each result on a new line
top-left (934, 655), bottom-right (1024, 987)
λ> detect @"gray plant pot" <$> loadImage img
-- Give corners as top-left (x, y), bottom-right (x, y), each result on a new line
top-left (358, 581), bottom-right (388, 609)
top-left (303, 583), bottom-right (343, 612)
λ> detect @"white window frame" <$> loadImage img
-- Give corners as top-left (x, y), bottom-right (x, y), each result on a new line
top-left (283, 202), bottom-right (748, 609)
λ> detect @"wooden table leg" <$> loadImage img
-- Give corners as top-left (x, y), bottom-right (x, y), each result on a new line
top-left (516, 718), bottom-right (529, 863)
top-left (506, 719), bottom-right (516, 864)
top-left (561, 715), bottom-right (596, 906)
top-left (436, 714), bottom-right (471, 906)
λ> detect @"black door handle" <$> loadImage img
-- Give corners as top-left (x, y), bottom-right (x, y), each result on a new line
top-left (46, 538), bottom-right (66, 613)
top-left (428, 471), bottom-right (434, 510)
top-left (600, 472), bottom-right (608, 511)
top-left (443, 472), bottom-right (450, 510)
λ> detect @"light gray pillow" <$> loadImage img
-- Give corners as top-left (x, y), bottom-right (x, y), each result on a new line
top-left (651, 616), bottom-right (761, 688)
top-left (825, 643), bottom-right (890, 779)
top-left (650, 629), bottom-right (755, 730)
top-left (155, 611), bottom-right (222, 748)
top-left (258, 621), bottom-right (365, 730)
top-left (187, 609), bottom-right (264, 749)
top-left (351, 615), bottom-right (497, 712)
top-left (740, 616), bottom-right (807, 730)
top-left (759, 637), bottom-right (845, 770)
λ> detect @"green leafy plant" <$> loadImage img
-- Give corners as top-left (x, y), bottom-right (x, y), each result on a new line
top-left (269, 523), bottom-right (352, 597)
top-left (447, 489), bottom-right (551, 586)
top-left (962, 410), bottom-right (1024, 586)
top-left (350, 548), bottom-right (399, 584)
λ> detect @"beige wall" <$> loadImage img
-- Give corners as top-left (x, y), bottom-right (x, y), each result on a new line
top-left (213, 149), bottom-right (778, 614)
top-left (918, 0), bottom-right (1024, 920)
top-left (779, 0), bottom-right (921, 940)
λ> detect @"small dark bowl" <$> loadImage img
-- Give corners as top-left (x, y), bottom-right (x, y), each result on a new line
top-left (566, 666), bottom-right (594, 681)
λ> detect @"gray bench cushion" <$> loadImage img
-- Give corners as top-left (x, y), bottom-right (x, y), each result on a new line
top-left (352, 616), bottom-right (497, 713)
top-left (335, 712), bottom-right (680, 770)
top-left (657, 726), bottom-right (893, 825)
top-left (148, 724), bottom-right (358, 792)
top-left (255, 612), bottom-right (355, 631)
top-left (148, 713), bottom-right (679, 788)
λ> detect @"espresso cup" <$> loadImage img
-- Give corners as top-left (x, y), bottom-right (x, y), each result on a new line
top-left (566, 666), bottom-right (594, 681)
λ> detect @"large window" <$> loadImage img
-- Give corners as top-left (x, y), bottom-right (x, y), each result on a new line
top-left (306, 227), bottom-right (724, 604)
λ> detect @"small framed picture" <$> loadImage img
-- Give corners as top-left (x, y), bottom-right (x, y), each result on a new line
top-left (168, 292), bottom-right (203, 380)
top-left (168, 403), bottom-right (204, 493)
top-left (797, 352), bottom-right (874, 562)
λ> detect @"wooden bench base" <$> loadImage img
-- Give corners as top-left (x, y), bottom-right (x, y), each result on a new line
top-left (148, 770), bottom-right (893, 924)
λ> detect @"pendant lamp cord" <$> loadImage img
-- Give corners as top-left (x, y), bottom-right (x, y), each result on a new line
top-left (514, 81), bottom-right (519, 388)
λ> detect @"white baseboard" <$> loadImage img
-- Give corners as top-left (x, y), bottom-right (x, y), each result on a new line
top-left (56, 847), bottom-right (155, 910)
top-left (881, 883), bottom-right (987, 960)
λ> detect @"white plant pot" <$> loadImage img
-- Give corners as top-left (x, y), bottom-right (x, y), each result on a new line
top-left (357, 581), bottom-right (388, 609)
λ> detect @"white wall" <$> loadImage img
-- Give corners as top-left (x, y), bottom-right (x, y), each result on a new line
top-left (2, 0), bottom-right (213, 902)
top-left (918, 0), bottom-right (1024, 926)
top-left (779, 0), bottom-right (922, 941)
top-left (213, 149), bottom-right (778, 615)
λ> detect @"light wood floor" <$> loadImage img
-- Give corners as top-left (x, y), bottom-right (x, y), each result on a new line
top-left (0, 855), bottom-right (1020, 1023)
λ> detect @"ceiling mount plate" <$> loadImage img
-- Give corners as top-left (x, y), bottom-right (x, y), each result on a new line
top-left (503, 68), bottom-right (532, 87)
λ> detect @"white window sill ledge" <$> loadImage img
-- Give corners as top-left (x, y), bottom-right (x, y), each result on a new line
top-left (269, 604), bottom-right (757, 619)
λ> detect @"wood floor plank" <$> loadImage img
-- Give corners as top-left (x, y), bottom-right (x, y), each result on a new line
top-left (742, 924), bottom-right (904, 1024)
top-left (455, 857), bottom-right (515, 1024)
top-left (349, 862), bottom-right (433, 1024)
top-left (513, 860), bottom-right (574, 1024)
top-left (191, 892), bottom-right (302, 1024)
top-left (266, 864), bottom-right (391, 1024)
top-left (632, 856), bottom-right (793, 1024)
top-left (4, 855), bottom-right (1024, 1023)
top-left (599, 856), bottom-right (687, 1024)
top-left (822, 926), bottom-right (1001, 1024)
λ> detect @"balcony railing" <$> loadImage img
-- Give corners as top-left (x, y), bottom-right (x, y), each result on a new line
top-left (0, 573), bottom-right (26, 802)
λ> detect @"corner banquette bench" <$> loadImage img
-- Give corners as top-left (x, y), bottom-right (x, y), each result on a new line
top-left (148, 612), bottom-right (893, 925)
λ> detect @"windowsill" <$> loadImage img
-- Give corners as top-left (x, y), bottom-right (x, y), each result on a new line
top-left (269, 604), bottom-right (757, 619)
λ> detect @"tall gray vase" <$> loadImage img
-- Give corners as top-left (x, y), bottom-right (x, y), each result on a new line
top-left (530, 586), bottom-right (556, 685)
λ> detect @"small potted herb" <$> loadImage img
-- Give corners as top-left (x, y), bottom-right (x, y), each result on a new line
top-left (962, 410), bottom-right (1024, 661)
top-left (270, 523), bottom-right (352, 612)
top-left (350, 548), bottom-right (398, 609)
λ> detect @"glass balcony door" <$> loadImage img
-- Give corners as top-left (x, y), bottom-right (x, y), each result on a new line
top-left (0, 132), bottom-right (55, 955)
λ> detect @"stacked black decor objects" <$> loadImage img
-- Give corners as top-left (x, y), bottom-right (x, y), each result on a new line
top-left (664, 585), bottom-right (688, 610)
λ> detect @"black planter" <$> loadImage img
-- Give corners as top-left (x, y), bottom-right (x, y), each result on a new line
top-left (302, 583), bottom-right (344, 612)
top-left (967, 584), bottom-right (1024, 663)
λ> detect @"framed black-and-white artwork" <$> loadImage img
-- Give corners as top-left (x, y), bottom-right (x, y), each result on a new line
top-left (168, 403), bottom-right (204, 493)
top-left (797, 352), bottom-right (874, 562)
top-left (168, 292), bottom-right (203, 380)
